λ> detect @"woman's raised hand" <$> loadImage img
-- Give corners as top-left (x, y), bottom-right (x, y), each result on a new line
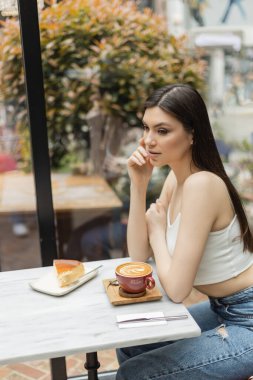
top-left (127, 137), bottom-right (153, 186)
top-left (146, 199), bottom-right (167, 237)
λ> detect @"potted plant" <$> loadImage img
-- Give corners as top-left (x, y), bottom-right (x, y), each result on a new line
top-left (0, 0), bottom-right (205, 171)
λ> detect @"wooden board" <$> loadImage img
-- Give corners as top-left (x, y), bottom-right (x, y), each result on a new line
top-left (103, 278), bottom-right (163, 306)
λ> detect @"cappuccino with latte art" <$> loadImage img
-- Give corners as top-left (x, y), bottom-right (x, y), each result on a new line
top-left (117, 263), bottom-right (151, 277)
top-left (115, 262), bottom-right (155, 294)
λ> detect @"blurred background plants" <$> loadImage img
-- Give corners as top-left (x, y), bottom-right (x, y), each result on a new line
top-left (235, 139), bottom-right (253, 177)
top-left (0, 0), bottom-right (205, 170)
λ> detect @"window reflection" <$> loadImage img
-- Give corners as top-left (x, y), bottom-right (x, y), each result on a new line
top-left (0, 91), bottom-right (41, 271)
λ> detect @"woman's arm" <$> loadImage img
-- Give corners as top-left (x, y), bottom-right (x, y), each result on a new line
top-left (147, 173), bottom-right (219, 303)
top-left (126, 138), bottom-right (153, 261)
top-left (127, 182), bottom-right (151, 261)
top-left (128, 167), bottom-right (174, 262)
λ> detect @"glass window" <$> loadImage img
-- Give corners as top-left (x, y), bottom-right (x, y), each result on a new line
top-left (0, 21), bottom-right (41, 270)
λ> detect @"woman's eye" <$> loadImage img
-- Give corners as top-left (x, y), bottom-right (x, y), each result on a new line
top-left (142, 125), bottom-right (149, 132)
top-left (158, 129), bottom-right (169, 135)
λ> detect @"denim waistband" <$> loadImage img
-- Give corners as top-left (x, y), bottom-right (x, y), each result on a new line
top-left (209, 285), bottom-right (253, 305)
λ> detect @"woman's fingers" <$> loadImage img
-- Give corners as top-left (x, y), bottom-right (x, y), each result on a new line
top-left (156, 199), bottom-right (162, 209)
top-left (149, 203), bottom-right (159, 214)
top-left (128, 136), bottom-right (149, 167)
top-left (156, 199), bottom-right (166, 214)
top-left (128, 147), bottom-right (148, 166)
top-left (128, 156), bottom-right (142, 166)
top-left (137, 146), bottom-right (148, 157)
top-left (134, 150), bottom-right (146, 164)
top-left (128, 153), bottom-right (146, 166)
top-left (148, 200), bottom-right (164, 214)
top-left (139, 137), bottom-right (146, 148)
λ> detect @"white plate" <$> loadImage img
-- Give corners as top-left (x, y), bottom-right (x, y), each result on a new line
top-left (29, 263), bottom-right (102, 296)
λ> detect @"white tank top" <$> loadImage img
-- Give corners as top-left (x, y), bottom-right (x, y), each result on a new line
top-left (166, 210), bottom-right (253, 285)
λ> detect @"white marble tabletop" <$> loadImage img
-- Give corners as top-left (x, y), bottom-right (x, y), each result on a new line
top-left (0, 258), bottom-right (201, 365)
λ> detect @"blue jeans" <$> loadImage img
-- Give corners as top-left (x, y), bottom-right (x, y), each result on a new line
top-left (116, 286), bottom-right (253, 379)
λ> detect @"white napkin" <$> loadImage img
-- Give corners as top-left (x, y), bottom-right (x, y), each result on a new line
top-left (117, 311), bottom-right (167, 329)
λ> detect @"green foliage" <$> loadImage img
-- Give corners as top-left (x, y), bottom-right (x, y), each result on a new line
top-left (235, 139), bottom-right (253, 176)
top-left (0, 0), bottom-right (205, 169)
top-left (238, 139), bottom-right (253, 153)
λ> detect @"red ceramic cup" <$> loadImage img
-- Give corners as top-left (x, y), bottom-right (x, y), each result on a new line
top-left (115, 262), bottom-right (155, 294)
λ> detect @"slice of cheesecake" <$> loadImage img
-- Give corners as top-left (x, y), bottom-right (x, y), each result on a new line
top-left (54, 259), bottom-right (85, 287)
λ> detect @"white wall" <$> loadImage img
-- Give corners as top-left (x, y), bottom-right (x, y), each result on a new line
top-left (218, 106), bottom-right (253, 143)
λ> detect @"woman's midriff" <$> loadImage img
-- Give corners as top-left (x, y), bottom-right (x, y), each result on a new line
top-left (195, 263), bottom-right (253, 298)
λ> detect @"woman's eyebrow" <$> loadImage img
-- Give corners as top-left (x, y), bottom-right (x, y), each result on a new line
top-left (142, 121), bottom-right (172, 128)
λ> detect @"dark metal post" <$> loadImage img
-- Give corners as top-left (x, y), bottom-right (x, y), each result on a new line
top-left (17, 0), bottom-right (58, 266)
top-left (85, 352), bottom-right (100, 380)
top-left (50, 356), bottom-right (68, 380)
top-left (17, 1), bottom-right (66, 378)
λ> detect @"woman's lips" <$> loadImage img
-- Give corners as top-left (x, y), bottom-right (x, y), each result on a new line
top-left (148, 151), bottom-right (161, 159)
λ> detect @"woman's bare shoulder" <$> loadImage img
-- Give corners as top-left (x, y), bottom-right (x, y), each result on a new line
top-left (184, 171), bottom-right (226, 191)
top-left (182, 172), bottom-right (235, 233)
top-left (183, 171), bottom-right (231, 213)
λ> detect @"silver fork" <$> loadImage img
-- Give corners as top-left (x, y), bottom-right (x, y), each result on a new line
top-left (117, 314), bottom-right (189, 324)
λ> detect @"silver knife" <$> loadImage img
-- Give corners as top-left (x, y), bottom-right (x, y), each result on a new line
top-left (117, 314), bottom-right (189, 324)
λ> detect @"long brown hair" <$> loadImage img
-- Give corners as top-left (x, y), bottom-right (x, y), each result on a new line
top-left (144, 84), bottom-right (253, 252)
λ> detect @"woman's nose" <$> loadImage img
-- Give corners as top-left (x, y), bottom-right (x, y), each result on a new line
top-left (144, 133), bottom-right (156, 146)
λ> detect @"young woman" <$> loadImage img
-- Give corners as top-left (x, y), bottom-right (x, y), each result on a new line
top-left (116, 84), bottom-right (253, 380)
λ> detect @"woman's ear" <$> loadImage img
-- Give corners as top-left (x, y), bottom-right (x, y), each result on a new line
top-left (190, 129), bottom-right (194, 145)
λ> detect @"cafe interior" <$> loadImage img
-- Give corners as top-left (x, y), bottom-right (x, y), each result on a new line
top-left (0, 0), bottom-right (253, 379)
